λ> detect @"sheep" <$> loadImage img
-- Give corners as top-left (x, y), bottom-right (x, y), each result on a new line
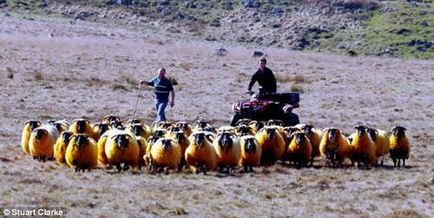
top-left (149, 138), bottom-right (182, 173)
top-left (213, 131), bottom-right (241, 173)
top-left (110, 120), bottom-right (126, 130)
top-left (349, 125), bottom-right (377, 169)
top-left (239, 135), bottom-right (262, 172)
top-left (286, 132), bottom-right (313, 168)
top-left (96, 134), bottom-right (109, 167)
top-left (319, 128), bottom-right (350, 167)
top-left (65, 134), bottom-right (98, 172)
top-left (282, 126), bottom-right (302, 146)
top-left (127, 118), bottom-right (142, 125)
top-left (193, 120), bottom-right (212, 131)
top-left (104, 129), bottom-right (140, 171)
top-left (29, 124), bottom-right (59, 161)
top-left (103, 115), bottom-right (121, 125)
top-left (93, 122), bottom-right (111, 141)
top-left (69, 119), bottom-right (96, 139)
top-left (235, 118), bottom-right (252, 126)
top-left (389, 126), bottom-right (410, 168)
top-left (136, 136), bottom-right (148, 170)
top-left (299, 124), bottom-right (322, 166)
top-left (367, 127), bottom-right (390, 166)
top-left (185, 131), bottom-right (217, 174)
top-left (236, 124), bottom-right (256, 136)
top-left (21, 120), bottom-right (42, 154)
top-left (49, 119), bottom-right (70, 134)
top-left (175, 121), bottom-right (193, 136)
top-left (249, 120), bottom-right (265, 133)
top-left (53, 131), bottom-right (73, 165)
top-left (266, 119), bottom-right (284, 127)
top-left (255, 125), bottom-right (286, 165)
top-left (153, 121), bottom-right (174, 131)
top-left (127, 123), bottom-right (152, 140)
top-left (168, 131), bottom-right (190, 171)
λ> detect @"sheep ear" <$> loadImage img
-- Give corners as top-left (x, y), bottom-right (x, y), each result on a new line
top-left (402, 126), bottom-right (407, 131)
top-left (353, 125), bottom-right (359, 129)
top-left (322, 128), bottom-right (329, 134)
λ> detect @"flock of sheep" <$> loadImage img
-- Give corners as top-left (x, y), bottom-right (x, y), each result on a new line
top-left (20, 116), bottom-right (411, 174)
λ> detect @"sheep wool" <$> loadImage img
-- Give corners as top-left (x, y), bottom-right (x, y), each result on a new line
top-left (65, 134), bottom-right (98, 172)
top-left (389, 126), bottom-right (410, 167)
top-left (286, 132), bottom-right (313, 168)
top-left (213, 131), bottom-right (241, 172)
top-left (255, 126), bottom-right (285, 165)
top-left (54, 131), bottom-right (74, 165)
top-left (349, 125), bottom-right (377, 168)
top-left (150, 138), bottom-right (182, 171)
top-left (239, 135), bottom-right (262, 172)
top-left (185, 131), bottom-right (217, 173)
top-left (319, 128), bottom-right (350, 167)
top-left (367, 128), bottom-right (390, 166)
top-left (29, 124), bottom-right (59, 161)
top-left (21, 120), bottom-right (41, 154)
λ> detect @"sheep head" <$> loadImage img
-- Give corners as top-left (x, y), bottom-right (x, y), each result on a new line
top-left (218, 132), bottom-right (233, 151)
top-left (76, 134), bottom-right (88, 150)
top-left (244, 137), bottom-right (257, 153)
top-left (25, 120), bottom-right (41, 130)
top-left (391, 126), bottom-right (407, 138)
top-left (116, 134), bottom-right (129, 150)
top-left (61, 131), bottom-right (73, 143)
top-left (34, 129), bottom-right (47, 140)
top-left (353, 125), bottom-right (368, 137)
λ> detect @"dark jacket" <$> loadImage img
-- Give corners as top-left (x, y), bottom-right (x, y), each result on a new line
top-left (247, 67), bottom-right (277, 93)
top-left (147, 77), bottom-right (173, 102)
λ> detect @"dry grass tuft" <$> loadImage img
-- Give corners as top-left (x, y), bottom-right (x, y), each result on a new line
top-left (292, 74), bottom-right (306, 84)
top-left (112, 84), bottom-right (128, 91)
top-left (275, 73), bottom-right (307, 84)
top-left (291, 84), bottom-right (304, 93)
top-left (235, 72), bottom-right (249, 83)
top-left (32, 70), bottom-right (44, 81)
top-left (6, 67), bottom-right (14, 79)
top-left (179, 63), bottom-right (192, 71)
top-left (168, 76), bottom-right (178, 86)
top-left (275, 73), bottom-right (292, 83)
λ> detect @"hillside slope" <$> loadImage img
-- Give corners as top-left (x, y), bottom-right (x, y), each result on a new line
top-left (1, 0), bottom-right (433, 59)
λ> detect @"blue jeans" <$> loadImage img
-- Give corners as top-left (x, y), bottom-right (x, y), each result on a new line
top-left (155, 100), bottom-right (168, 122)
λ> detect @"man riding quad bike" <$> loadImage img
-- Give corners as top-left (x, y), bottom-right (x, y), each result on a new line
top-left (229, 89), bottom-right (300, 126)
top-left (230, 57), bottom-right (300, 126)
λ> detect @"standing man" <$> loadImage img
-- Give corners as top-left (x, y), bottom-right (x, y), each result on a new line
top-left (140, 68), bottom-right (175, 122)
top-left (247, 57), bottom-right (277, 95)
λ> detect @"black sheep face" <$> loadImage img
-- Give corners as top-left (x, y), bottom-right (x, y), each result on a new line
top-left (116, 135), bottom-right (128, 150)
top-left (327, 128), bottom-right (338, 142)
top-left (62, 132), bottom-right (73, 143)
top-left (244, 138), bottom-right (256, 153)
top-left (392, 126), bottom-right (407, 138)
top-left (76, 135), bottom-right (88, 149)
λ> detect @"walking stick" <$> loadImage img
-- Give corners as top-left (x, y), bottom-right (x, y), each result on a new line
top-left (131, 83), bottom-right (143, 121)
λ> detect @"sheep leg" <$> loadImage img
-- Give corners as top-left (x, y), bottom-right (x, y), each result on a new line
top-left (202, 165), bottom-right (207, 175)
top-left (249, 166), bottom-right (254, 172)
top-left (397, 159), bottom-right (401, 168)
top-left (123, 164), bottom-right (130, 171)
top-left (116, 164), bottom-right (122, 172)
top-left (403, 159), bottom-right (406, 167)
top-left (392, 158), bottom-right (397, 167)
top-left (243, 166), bottom-right (248, 173)
top-left (164, 167), bottom-right (170, 175)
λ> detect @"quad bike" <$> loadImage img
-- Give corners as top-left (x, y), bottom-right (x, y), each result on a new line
top-left (230, 90), bottom-right (300, 126)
